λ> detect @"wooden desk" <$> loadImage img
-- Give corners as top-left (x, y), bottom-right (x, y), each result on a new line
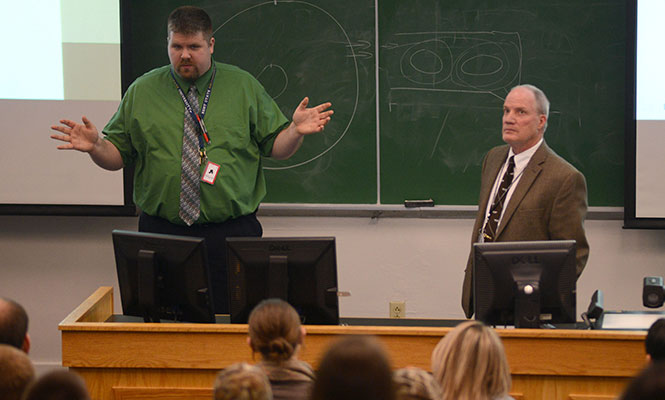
top-left (60, 287), bottom-right (646, 400)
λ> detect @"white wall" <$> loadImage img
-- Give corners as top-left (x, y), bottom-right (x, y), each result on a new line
top-left (1, 214), bottom-right (665, 372)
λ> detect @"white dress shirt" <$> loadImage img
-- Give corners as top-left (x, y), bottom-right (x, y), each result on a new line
top-left (479, 139), bottom-right (544, 242)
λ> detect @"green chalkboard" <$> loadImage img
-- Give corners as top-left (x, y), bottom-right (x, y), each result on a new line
top-left (379, 0), bottom-right (625, 206)
top-left (121, 0), bottom-right (625, 207)
top-left (121, 0), bottom-right (377, 204)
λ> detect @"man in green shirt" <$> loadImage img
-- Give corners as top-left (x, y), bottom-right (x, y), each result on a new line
top-left (51, 6), bottom-right (333, 314)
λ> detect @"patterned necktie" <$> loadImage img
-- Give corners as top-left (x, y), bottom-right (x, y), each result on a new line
top-left (482, 155), bottom-right (515, 242)
top-left (178, 85), bottom-right (201, 226)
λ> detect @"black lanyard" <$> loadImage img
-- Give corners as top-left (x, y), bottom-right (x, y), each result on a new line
top-left (170, 64), bottom-right (216, 148)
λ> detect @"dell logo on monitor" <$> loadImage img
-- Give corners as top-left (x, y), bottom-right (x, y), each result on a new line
top-left (268, 244), bottom-right (291, 252)
top-left (512, 255), bottom-right (540, 264)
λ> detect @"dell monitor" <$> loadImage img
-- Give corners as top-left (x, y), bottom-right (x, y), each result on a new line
top-left (473, 240), bottom-right (577, 328)
top-left (112, 229), bottom-right (216, 323)
top-left (226, 237), bottom-right (339, 325)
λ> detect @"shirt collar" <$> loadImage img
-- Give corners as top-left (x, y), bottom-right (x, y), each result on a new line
top-left (508, 138), bottom-right (543, 173)
top-left (170, 57), bottom-right (215, 93)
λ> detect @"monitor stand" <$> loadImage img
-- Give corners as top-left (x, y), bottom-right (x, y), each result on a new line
top-left (514, 280), bottom-right (541, 328)
top-left (137, 249), bottom-right (161, 323)
top-left (268, 255), bottom-right (289, 300)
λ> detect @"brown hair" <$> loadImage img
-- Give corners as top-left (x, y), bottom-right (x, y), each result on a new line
top-left (22, 370), bottom-right (90, 400)
top-left (310, 335), bottom-right (396, 400)
top-left (0, 344), bottom-right (34, 400)
top-left (619, 361), bottom-right (665, 400)
top-left (248, 299), bottom-right (302, 363)
top-left (646, 318), bottom-right (665, 361)
top-left (431, 321), bottom-right (511, 400)
top-left (0, 298), bottom-right (28, 350)
top-left (167, 6), bottom-right (213, 41)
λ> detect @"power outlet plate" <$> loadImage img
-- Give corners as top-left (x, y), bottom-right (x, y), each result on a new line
top-left (390, 301), bottom-right (405, 318)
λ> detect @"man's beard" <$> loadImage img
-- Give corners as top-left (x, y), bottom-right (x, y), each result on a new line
top-left (177, 63), bottom-right (200, 80)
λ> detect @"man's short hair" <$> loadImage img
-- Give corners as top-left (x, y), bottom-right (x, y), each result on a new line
top-left (646, 318), bottom-right (665, 361)
top-left (22, 370), bottom-right (91, 400)
top-left (512, 84), bottom-right (550, 132)
top-left (167, 6), bottom-right (213, 41)
top-left (0, 298), bottom-right (28, 350)
top-left (0, 344), bottom-right (35, 400)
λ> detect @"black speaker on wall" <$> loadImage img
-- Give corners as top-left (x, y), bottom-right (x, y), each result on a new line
top-left (643, 276), bottom-right (665, 308)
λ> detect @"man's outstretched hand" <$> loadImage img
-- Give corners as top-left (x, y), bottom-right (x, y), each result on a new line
top-left (292, 97), bottom-right (333, 135)
top-left (50, 116), bottom-right (100, 152)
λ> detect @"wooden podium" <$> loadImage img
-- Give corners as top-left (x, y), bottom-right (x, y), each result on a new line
top-left (60, 287), bottom-right (646, 400)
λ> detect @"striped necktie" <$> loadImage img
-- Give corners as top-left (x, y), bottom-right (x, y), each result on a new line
top-left (482, 155), bottom-right (515, 242)
top-left (178, 85), bottom-right (201, 226)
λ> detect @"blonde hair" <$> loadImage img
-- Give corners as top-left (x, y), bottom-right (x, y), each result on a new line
top-left (248, 299), bottom-right (302, 363)
top-left (430, 321), bottom-right (511, 400)
top-left (214, 362), bottom-right (272, 400)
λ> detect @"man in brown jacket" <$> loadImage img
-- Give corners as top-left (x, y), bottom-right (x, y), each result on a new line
top-left (461, 84), bottom-right (589, 318)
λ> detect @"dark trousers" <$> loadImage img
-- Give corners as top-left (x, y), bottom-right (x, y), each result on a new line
top-left (138, 211), bottom-right (263, 314)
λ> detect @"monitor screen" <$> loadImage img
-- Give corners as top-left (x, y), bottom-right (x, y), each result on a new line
top-left (226, 237), bottom-right (339, 325)
top-left (112, 230), bottom-right (216, 323)
top-left (473, 240), bottom-right (577, 328)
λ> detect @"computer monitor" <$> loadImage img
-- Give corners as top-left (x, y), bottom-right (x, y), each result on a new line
top-left (112, 229), bottom-right (216, 323)
top-left (473, 240), bottom-right (577, 328)
top-left (226, 237), bottom-right (339, 325)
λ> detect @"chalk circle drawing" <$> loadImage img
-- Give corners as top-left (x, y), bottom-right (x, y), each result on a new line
top-left (387, 31), bottom-right (522, 97)
top-left (453, 40), bottom-right (520, 90)
top-left (460, 55), bottom-right (503, 76)
top-left (256, 64), bottom-right (288, 100)
top-left (213, 1), bottom-right (359, 170)
top-left (382, 32), bottom-right (521, 172)
top-left (400, 39), bottom-right (453, 85)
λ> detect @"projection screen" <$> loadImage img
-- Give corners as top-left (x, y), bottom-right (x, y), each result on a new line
top-left (0, 0), bottom-right (134, 215)
top-left (626, 0), bottom-right (665, 228)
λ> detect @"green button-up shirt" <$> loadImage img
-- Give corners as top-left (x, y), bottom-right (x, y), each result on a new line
top-left (103, 61), bottom-right (289, 225)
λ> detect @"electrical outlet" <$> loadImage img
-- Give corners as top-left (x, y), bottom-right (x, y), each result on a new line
top-left (390, 301), bottom-right (405, 318)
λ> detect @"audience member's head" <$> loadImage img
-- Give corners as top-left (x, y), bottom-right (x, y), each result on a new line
top-left (645, 318), bottom-right (665, 362)
top-left (248, 299), bottom-right (304, 363)
top-left (431, 321), bottom-right (511, 400)
top-left (310, 335), bottom-right (396, 400)
top-left (0, 344), bottom-right (35, 400)
top-left (21, 370), bottom-right (90, 400)
top-left (393, 367), bottom-right (442, 400)
top-left (0, 297), bottom-right (30, 353)
top-left (214, 362), bottom-right (272, 400)
top-left (619, 361), bottom-right (665, 400)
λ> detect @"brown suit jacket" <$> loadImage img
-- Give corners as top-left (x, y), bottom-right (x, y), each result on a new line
top-left (461, 142), bottom-right (589, 318)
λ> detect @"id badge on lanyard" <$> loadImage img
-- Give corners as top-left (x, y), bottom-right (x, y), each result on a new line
top-left (171, 65), bottom-right (220, 184)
